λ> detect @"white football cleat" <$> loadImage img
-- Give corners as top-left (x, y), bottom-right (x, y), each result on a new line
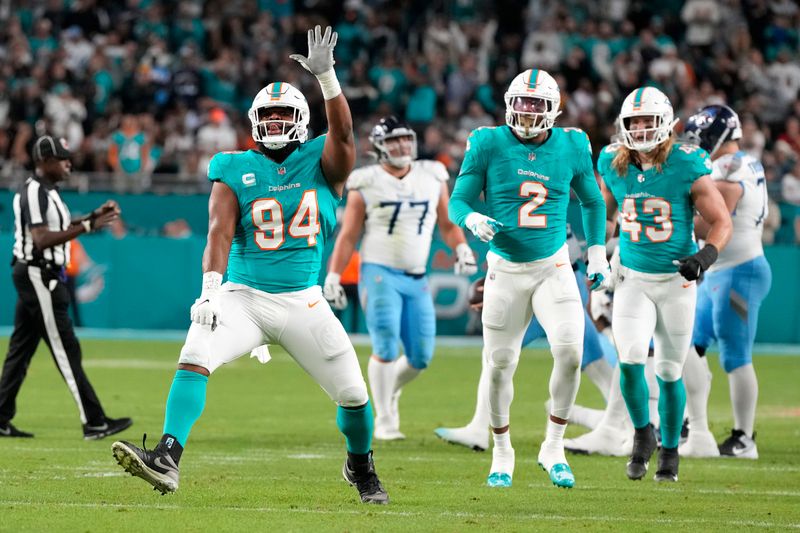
top-left (679, 429), bottom-right (720, 458)
top-left (434, 426), bottom-right (489, 451)
top-left (537, 441), bottom-right (575, 488)
top-left (564, 425), bottom-right (633, 457)
top-left (487, 446), bottom-right (515, 487)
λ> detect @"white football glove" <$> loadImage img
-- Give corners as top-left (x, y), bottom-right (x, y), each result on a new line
top-left (454, 243), bottom-right (477, 276)
top-left (190, 272), bottom-right (223, 328)
top-left (586, 244), bottom-right (613, 292)
top-left (323, 272), bottom-right (348, 310)
top-left (465, 212), bottom-right (503, 243)
top-left (290, 25), bottom-right (337, 76)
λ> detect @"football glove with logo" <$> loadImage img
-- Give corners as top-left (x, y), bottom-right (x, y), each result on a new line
top-left (190, 272), bottom-right (223, 328)
top-left (454, 243), bottom-right (478, 276)
top-left (465, 212), bottom-right (503, 243)
top-left (323, 272), bottom-right (348, 310)
top-left (586, 245), bottom-right (613, 292)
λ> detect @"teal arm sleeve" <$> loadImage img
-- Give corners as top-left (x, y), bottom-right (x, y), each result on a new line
top-left (571, 154), bottom-right (606, 248)
top-left (448, 133), bottom-right (488, 227)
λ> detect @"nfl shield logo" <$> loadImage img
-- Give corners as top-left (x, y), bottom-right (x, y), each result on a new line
top-left (277, 167), bottom-right (286, 175)
top-left (528, 153), bottom-right (536, 161)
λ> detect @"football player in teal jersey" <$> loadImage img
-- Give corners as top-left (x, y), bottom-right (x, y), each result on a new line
top-left (598, 87), bottom-right (732, 482)
top-left (111, 26), bottom-right (388, 505)
top-left (449, 69), bottom-right (612, 489)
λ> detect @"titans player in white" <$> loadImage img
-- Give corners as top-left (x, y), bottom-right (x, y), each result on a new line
top-left (325, 116), bottom-right (477, 440)
top-left (449, 69), bottom-right (612, 489)
top-left (111, 26), bottom-right (388, 504)
top-left (598, 87), bottom-right (732, 482)
top-left (679, 105), bottom-right (772, 459)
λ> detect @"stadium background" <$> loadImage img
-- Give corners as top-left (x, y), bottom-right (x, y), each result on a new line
top-left (0, 0), bottom-right (799, 343)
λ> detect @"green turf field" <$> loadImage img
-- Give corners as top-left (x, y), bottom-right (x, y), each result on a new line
top-left (0, 338), bottom-right (798, 532)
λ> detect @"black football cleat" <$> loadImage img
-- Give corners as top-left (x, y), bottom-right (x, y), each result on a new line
top-left (342, 450), bottom-right (389, 505)
top-left (83, 416), bottom-right (133, 440)
top-left (654, 446), bottom-right (679, 482)
top-left (112, 434), bottom-right (181, 494)
top-left (627, 423), bottom-right (658, 480)
top-left (0, 422), bottom-right (34, 438)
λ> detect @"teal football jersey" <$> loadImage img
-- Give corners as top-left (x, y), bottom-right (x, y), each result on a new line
top-left (207, 136), bottom-right (340, 293)
top-left (598, 142), bottom-right (712, 274)
top-left (449, 126), bottom-right (605, 262)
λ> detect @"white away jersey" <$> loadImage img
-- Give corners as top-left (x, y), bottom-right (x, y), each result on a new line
top-left (348, 160), bottom-right (448, 274)
top-left (709, 151), bottom-right (767, 271)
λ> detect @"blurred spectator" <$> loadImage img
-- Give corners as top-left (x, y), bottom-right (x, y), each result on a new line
top-left (108, 114), bottom-right (150, 191)
top-left (196, 107), bottom-right (237, 175)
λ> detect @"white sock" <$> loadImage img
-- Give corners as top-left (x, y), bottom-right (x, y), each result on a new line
top-left (368, 356), bottom-right (395, 423)
top-left (392, 355), bottom-right (421, 393)
top-left (682, 346), bottom-right (712, 434)
top-left (549, 344), bottom-right (581, 419)
top-left (729, 364), bottom-right (758, 437)
top-left (545, 419), bottom-right (567, 445)
top-left (583, 358), bottom-right (614, 401)
top-left (599, 365), bottom-right (631, 430)
top-left (490, 431), bottom-right (515, 475)
top-left (645, 356), bottom-right (660, 428)
top-left (467, 349), bottom-right (491, 430)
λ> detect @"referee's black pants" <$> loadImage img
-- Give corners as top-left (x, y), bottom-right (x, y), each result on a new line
top-left (0, 263), bottom-right (106, 426)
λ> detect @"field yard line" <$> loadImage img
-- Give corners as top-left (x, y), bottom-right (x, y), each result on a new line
top-left (1, 499), bottom-right (798, 528)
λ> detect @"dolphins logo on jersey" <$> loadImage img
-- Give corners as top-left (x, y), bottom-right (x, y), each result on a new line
top-left (618, 87), bottom-right (678, 153)
top-left (248, 82), bottom-right (310, 149)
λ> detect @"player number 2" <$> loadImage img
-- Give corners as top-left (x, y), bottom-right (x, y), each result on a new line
top-left (519, 181), bottom-right (548, 228)
top-left (620, 197), bottom-right (672, 242)
top-left (252, 190), bottom-right (320, 250)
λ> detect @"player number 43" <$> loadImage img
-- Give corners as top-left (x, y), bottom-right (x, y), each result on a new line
top-left (252, 190), bottom-right (320, 250)
top-left (620, 197), bottom-right (673, 242)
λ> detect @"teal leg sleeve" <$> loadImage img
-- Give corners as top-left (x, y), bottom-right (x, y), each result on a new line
top-left (336, 401), bottom-right (374, 455)
top-left (162, 370), bottom-right (208, 447)
top-left (620, 363), bottom-right (650, 429)
top-left (657, 376), bottom-right (686, 449)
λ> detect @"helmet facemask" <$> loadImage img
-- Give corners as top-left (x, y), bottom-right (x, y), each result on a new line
top-left (619, 113), bottom-right (678, 153)
top-left (248, 104), bottom-right (307, 150)
top-left (373, 130), bottom-right (417, 168)
top-left (504, 95), bottom-right (560, 139)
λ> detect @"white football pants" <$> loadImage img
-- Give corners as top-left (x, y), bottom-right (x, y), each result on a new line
top-left (612, 266), bottom-right (697, 382)
top-left (179, 283), bottom-right (368, 407)
top-left (482, 246), bottom-right (584, 427)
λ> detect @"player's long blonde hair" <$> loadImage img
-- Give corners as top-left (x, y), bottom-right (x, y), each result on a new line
top-left (611, 134), bottom-right (675, 176)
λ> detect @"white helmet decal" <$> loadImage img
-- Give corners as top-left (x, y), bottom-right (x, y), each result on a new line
top-left (618, 87), bottom-right (678, 153)
top-left (248, 82), bottom-right (310, 149)
top-left (504, 69), bottom-right (562, 138)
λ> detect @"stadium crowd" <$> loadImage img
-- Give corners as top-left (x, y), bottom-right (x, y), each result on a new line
top-left (0, 0), bottom-right (798, 242)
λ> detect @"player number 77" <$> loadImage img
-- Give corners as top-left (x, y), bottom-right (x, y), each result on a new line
top-left (379, 200), bottom-right (429, 235)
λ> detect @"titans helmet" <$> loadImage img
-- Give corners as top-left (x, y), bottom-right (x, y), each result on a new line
top-left (369, 116), bottom-right (417, 167)
top-left (683, 104), bottom-right (742, 157)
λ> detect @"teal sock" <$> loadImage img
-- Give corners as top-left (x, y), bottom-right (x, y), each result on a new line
top-left (336, 401), bottom-right (373, 454)
top-left (162, 370), bottom-right (208, 447)
top-left (620, 363), bottom-right (650, 429)
top-left (657, 376), bottom-right (686, 449)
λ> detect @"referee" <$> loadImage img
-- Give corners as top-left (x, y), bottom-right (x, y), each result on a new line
top-left (0, 136), bottom-right (133, 440)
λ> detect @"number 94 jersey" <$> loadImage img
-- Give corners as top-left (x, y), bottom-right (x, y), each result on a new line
top-left (598, 142), bottom-right (712, 274)
top-left (347, 160), bottom-right (448, 274)
top-left (207, 136), bottom-right (340, 293)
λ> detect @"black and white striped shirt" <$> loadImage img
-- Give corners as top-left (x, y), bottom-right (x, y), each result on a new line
top-left (13, 176), bottom-right (71, 266)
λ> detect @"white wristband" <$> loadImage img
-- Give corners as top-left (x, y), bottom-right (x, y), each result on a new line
top-left (587, 245), bottom-right (607, 265)
top-left (316, 69), bottom-right (341, 100)
top-left (202, 271), bottom-right (223, 293)
top-left (325, 272), bottom-right (341, 285)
